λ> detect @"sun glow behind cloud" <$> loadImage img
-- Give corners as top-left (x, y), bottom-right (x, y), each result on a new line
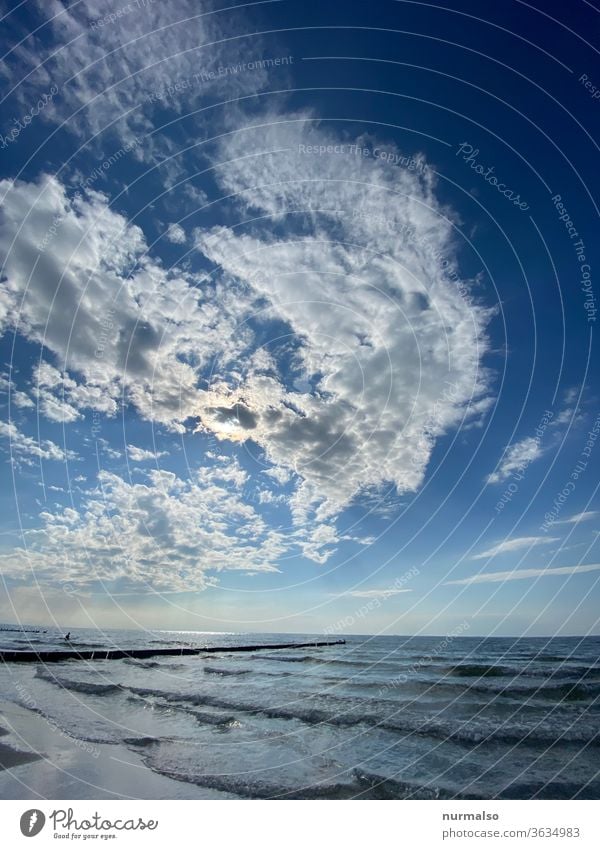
top-left (0, 112), bottom-right (491, 591)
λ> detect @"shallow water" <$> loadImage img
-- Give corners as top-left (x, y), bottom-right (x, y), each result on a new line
top-left (1, 628), bottom-right (599, 799)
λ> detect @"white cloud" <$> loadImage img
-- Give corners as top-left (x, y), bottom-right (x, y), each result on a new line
top-left (550, 387), bottom-right (584, 427)
top-left (0, 116), bottom-right (493, 581)
top-left (98, 438), bottom-right (122, 460)
top-left (0, 174), bottom-right (253, 431)
top-left (0, 459), bottom-right (306, 590)
top-left (446, 562), bottom-right (600, 586)
top-left (165, 223), bottom-right (186, 245)
top-left (0, 421), bottom-right (79, 465)
top-left (486, 436), bottom-right (543, 484)
top-left (263, 465), bottom-right (292, 486)
top-left (473, 536), bottom-right (559, 559)
top-left (0, 374), bottom-right (35, 409)
top-left (561, 511), bottom-right (598, 524)
top-left (193, 116), bottom-right (492, 521)
top-left (127, 444), bottom-right (168, 462)
top-left (33, 361), bottom-right (119, 423)
top-left (8, 1), bottom-right (270, 143)
top-left (344, 588), bottom-right (412, 598)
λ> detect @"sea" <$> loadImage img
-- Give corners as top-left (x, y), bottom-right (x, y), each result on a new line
top-left (0, 628), bottom-right (599, 799)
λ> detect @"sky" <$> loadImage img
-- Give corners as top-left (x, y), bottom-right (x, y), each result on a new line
top-left (0, 0), bottom-right (598, 636)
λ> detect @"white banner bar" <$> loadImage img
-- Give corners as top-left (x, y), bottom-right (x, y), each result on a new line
top-left (1, 800), bottom-right (599, 848)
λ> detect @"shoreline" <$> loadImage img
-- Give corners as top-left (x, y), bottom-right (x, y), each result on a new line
top-left (0, 700), bottom-right (231, 800)
top-left (0, 724), bottom-right (42, 772)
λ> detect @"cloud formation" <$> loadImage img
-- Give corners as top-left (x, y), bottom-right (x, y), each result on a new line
top-left (486, 436), bottom-right (544, 484)
top-left (6, 0), bottom-right (274, 146)
top-left (0, 174), bottom-right (252, 432)
top-left (472, 536), bottom-right (559, 559)
top-left (194, 117), bottom-right (491, 521)
top-left (344, 588), bottom-right (412, 598)
top-left (0, 117), bottom-right (491, 584)
top-left (446, 562), bottom-right (600, 586)
top-left (127, 444), bottom-right (168, 462)
top-left (0, 460), bottom-right (286, 590)
top-left (0, 421), bottom-right (79, 466)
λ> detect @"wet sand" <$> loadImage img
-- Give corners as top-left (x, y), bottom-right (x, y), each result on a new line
top-left (0, 700), bottom-right (232, 800)
top-left (0, 711), bottom-right (42, 776)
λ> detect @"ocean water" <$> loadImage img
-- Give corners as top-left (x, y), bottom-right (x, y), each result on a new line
top-left (0, 628), bottom-right (599, 799)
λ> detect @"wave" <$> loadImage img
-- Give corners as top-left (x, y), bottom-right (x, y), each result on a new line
top-left (203, 667), bottom-right (250, 677)
top-left (122, 658), bottom-right (186, 670)
top-left (520, 665), bottom-right (600, 680)
top-left (450, 664), bottom-right (514, 677)
top-left (123, 736), bottom-right (161, 747)
top-left (253, 654), bottom-right (370, 668)
top-left (140, 761), bottom-right (479, 799)
top-left (530, 681), bottom-right (600, 701)
top-left (373, 671), bottom-right (600, 700)
top-left (127, 686), bottom-right (600, 746)
top-left (12, 638), bottom-right (48, 645)
top-left (52, 679), bottom-right (123, 696)
top-left (35, 670), bottom-right (123, 697)
top-left (453, 679), bottom-right (600, 701)
top-left (126, 690), bottom-right (239, 729)
top-left (352, 771), bottom-right (480, 800)
top-left (498, 779), bottom-right (600, 800)
top-left (257, 654), bottom-right (322, 663)
top-left (20, 704), bottom-right (116, 745)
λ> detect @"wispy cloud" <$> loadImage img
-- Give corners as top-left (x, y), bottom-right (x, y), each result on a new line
top-left (473, 536), bottom-right (559, 559)
top-left (486, 436), bottom-right (543, 484)
top-left (560, 511), bottom-right (598, 524)
top-left (127, 444), bottom-right (168, 462)
top-left (446, 563), bottom-right (600, 586)
top-left (0, 421), bottom-right (79, 465)
top-left (165, 223), bottom-right (187, 245)
top-left (343, 588), bottom-right (412, 599)
top-left (9, 0), bottom-right (273, 147)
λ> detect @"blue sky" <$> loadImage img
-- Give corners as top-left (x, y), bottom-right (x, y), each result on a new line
top-left (0, 0), bottom-right (598, 636)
